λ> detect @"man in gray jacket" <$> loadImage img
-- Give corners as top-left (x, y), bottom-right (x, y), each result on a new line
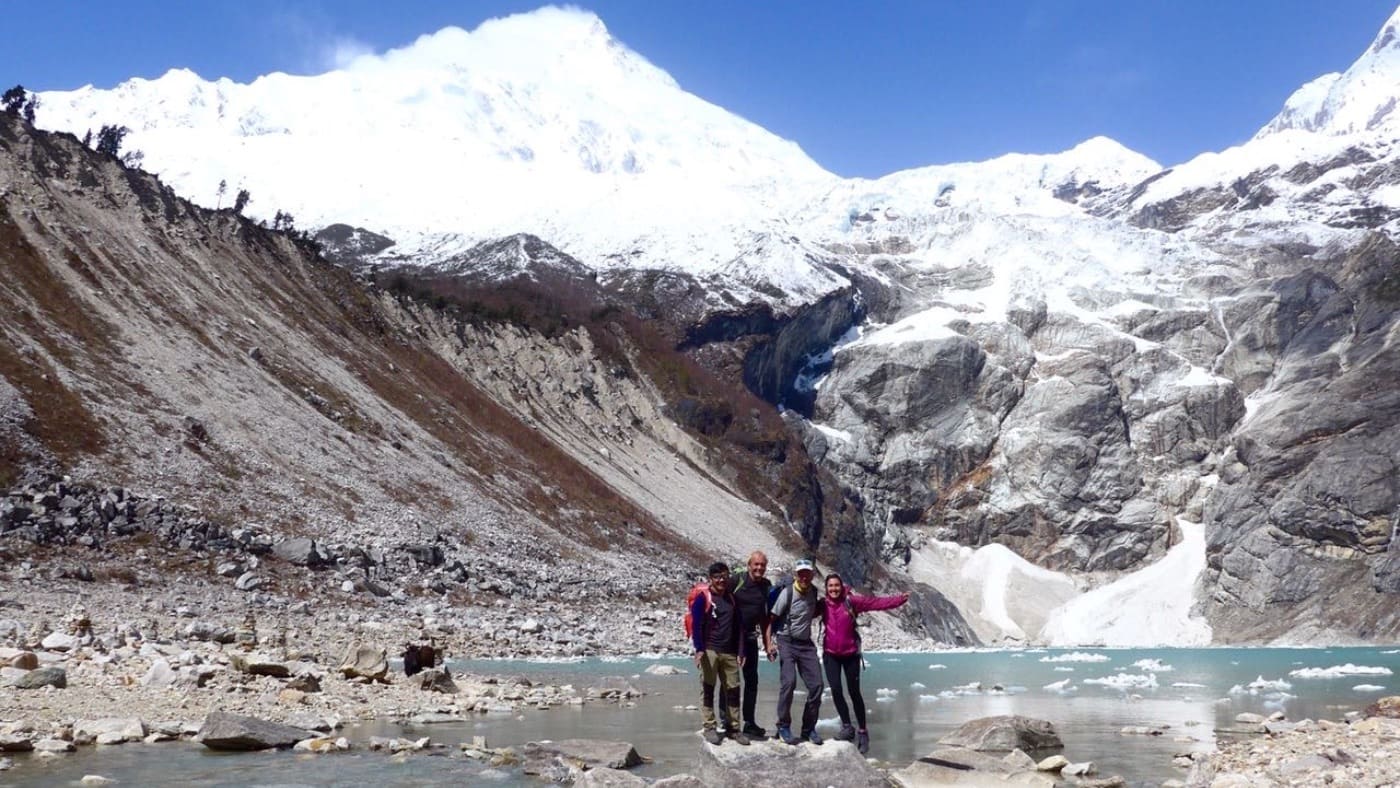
top-left (768, 559), bottom-right (824, 745)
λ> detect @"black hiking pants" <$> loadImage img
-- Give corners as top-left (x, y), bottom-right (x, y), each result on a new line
top-left (740, 632), bottom-right (760, 726)
top-left (775, 634), bottom-right (823, 735)
top-left (823, 652), bottom-right (866, 729)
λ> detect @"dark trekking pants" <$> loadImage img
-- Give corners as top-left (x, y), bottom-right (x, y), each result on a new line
top-left (775, 635), bottom-right (823, 735)
top-left (722, 635), bottom-right (767, 727)
top-left (824, 652), bottom-right (866, 729)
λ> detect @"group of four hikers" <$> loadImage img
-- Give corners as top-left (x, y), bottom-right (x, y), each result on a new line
top-left (687, 550), bottom-right (909, 755)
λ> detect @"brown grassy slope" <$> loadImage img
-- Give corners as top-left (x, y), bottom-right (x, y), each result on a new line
top-left (0, 114), bottom-right (697, 565)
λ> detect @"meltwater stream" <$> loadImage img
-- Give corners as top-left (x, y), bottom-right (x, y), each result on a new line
top-left (4, 647), bottom-right (1397, 787)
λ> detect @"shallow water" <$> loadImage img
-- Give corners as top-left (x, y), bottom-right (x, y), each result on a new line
top-left (4, 647), bottom-right (1397, 787)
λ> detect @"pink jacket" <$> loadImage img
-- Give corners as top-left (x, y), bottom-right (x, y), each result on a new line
top-left (819, 587), bottom-right (908, 657)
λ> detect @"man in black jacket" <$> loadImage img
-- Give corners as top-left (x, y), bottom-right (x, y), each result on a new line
top-left (730, 550), bottom-right (776, 737)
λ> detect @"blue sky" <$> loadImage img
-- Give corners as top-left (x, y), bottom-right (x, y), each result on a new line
top-left (5, 1), bottom-right (1396, 176)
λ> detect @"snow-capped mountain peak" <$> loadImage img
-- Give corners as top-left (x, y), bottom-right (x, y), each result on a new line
top-left (1256, 6), bottom-right (1400, 139)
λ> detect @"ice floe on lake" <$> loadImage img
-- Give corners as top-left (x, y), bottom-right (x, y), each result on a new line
top-left (1085, 672), bottom-right (1159, 690)
top-left (1288, 664), bottom-right (1393, 679)
top-left (1040, 651), bottom-right (1110, 663)
top-left (1133, 658), bottom-right (1174, 672)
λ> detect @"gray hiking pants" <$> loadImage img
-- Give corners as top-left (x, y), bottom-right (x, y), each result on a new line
top-left (775, 634), bottom-right (823, 734)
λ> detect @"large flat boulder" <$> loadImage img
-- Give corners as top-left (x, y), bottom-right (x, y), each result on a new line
top-left (938, 716), bottom-right (1062, 753)
top-left (338, 645), bottom-right (388, 681)
top-left (522, 739), bottom-right (643, 770)
top-left (893, 747), bottom-right (1058, 786)
top-left (13, 666), bottom-right (66, 689)
top-left (197, 712), bottom-right (314, 751)
top-left (230, 653), bottom-right (290, 678)
top-left (694, 735), bottom-right (887, 788)
top-left (75, 719), bottom-right (146, 743)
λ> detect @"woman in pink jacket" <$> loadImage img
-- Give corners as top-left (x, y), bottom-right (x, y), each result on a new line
top-left (819, 572), bottom-right (909, 754)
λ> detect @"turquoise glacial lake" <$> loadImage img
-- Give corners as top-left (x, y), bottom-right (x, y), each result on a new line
top-left (3, 647), bottom-right (1397, 787)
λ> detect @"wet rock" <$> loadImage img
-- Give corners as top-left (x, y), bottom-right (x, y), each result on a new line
top-left (284, 712), bottom-right (335, 732)
top-left (696, 735), bottom-right (886, 788)
top-left (197, 711), bottom-right (314, 751)
top-left (521, 739), bottom-right (644, 771)
top-left (0, 735), bottom-right (33, 753)
top-left (75, 719), bottom-right (146, 743)
top-left (1063, 760), bottom-right (1097, 776)
top-left (1037, 754), bottom-right (1069, 771)
top-left (13, 666), bottom-right (67, 689)
top-left (577, 768), bottom-right (648, 787)
top-left (895, 746), bottom-right (1056, 786)
top-left (644, 664), bottom-right (686, 676)
top-left (937, 715), bottom-right (1062, 752)
top-left (33, 738), bottom-right (75, 753)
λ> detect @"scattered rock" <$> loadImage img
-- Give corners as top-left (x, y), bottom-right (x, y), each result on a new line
top-left (696, 735), bottom-right (886, 788)
top-left (522, 739), bottom-right (644, 771)
top-left (644, 664), bottom-right (686, 676)
top-left (13, 666), bottom-right (67, 689)
top-left (33, 738), bottom-right (75, 753)
top-left (197, 711), bottom-right (314, 751)
top-left (338, 645), bottom-right (388, 681)
top-left (1063, 760), bottom-right (1097, 776)
top-left (0, 735), bottom-right (34, 753)
top-left (417, 667), bottom-right (458, 694)
top-left (230, 652), bottom-right (290, 678)
top-left (1037, 754), bottom-right (1069, 771)
top-left (937, 715), bottom-right (1063, 752)
top-left (76, 718), bottom-right (146, 743)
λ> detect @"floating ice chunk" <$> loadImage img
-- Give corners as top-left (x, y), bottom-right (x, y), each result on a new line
top-left (910, 682), bottom-right (926, 689)
top-left (876, 687), bottom-right (899, 697)
top-left (1054, 666), bottom-right (1076, 672)
top-left (814, 716), bottom-right (842, 730)
top-left (1229, 676), bottom-right (1293, 694)
top-left (918, 694), bottom-right (939, 703)
top-left (1133, 659), bottom-right (1174, 672)
top-left (929, 664), bottom-right (947, 670)
top-left (1172, 682), bottom-right (1207, 688)
top-left (1040, 652), bottom-right (1110, 663)
top-left (1288, 664), bottom-right (1393, 679)
top-left (876, 696), bottom-right (895, 703)
top-left (1085, 672), bottom-right (1159, 690)
top-left (1043, 678), bottom-right (1076, 692)
top-left (1354, 684), bottom-right (1387, 692)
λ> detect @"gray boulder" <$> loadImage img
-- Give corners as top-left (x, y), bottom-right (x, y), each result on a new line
top-left (520, 739), bottom-right (643, 770)
top-left (75, 719), bottom-right (146, 743)
top-left (337, 645), bottom-right (388, 681)
top-left (0, 735), bottom-right (33, 753)
top-left (576, 768), bottom-right (648, 787)
top-left (694, 735), bottom-right (886, 788)
top-left (893, 747), bottom-right (1056, 787)
top-left (230, 653), bottom-right (290, 678)
top-left (938, 715), bottom-right (1062, 753)
top-left (417, 667), bottom-right (458, 694)
top-left (197, 711), bottom-right (314, 751)
top-left (13, 666), bottom-right (67, 689)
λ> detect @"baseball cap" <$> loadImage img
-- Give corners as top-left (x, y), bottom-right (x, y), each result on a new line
top-left (793, 559), bottom-right (815, 574)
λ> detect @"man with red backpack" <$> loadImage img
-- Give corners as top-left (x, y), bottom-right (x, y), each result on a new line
top-left (688, 561), bottom-right (752, 745)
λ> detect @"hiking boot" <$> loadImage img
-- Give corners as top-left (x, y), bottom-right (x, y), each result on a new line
top-left (856, 729), bottom-right (869, 754)
top-left (835, 723), bottom-right (856, 741)
top-left (728, 730), bottom-right (751, 746)
top-left (777, 726), bottom-right (799, 745)
top-left (702, 728), bottom-right (723, 745)
top-left (742, 722), bottom-right (767, 738)
top-left (804, 729), bottom-right (824, 745)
